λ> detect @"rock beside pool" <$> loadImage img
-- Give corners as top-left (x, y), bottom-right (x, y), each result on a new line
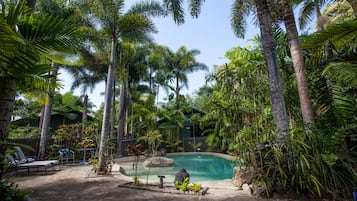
top-left (143, 157), bottom-right (174, 167)
top-left (232, 167), bottom-right (256, 189)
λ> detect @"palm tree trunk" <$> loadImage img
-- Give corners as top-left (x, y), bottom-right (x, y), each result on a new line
top-left (124, 87), bottom-right (130, 136)
top-left (38, 62), bottom-right (58, 160)
top-left (0, 75), bottom-right (16, 179)
top-left (254, 0), bottom-right (289, 142)
top-left (38, 96), bottom-right (53, 160)
top-left (98, 38), bottom-right (116, 172)
top-left (110, 81), bottom-right (115, 138)
top-left (175, 72), bottom-right (180, 141)
top-left (281, 0), bottom-right (315, 125)
top-left (117, 84), bottom-right (126, 157)
top-left (81, 94), bottom-right (88, 140)
top-left (39, 106), bottom-right (44, 130)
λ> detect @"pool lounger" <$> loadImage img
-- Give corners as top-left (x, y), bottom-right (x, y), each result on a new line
top-left (16, 160), bottom-right (60, 174)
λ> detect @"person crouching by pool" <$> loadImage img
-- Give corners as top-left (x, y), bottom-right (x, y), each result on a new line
top-left (174, 168), bottom-right (190, 189)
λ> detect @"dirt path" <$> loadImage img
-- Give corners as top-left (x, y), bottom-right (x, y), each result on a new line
top-left (10, 164), bottom-right (297, 201)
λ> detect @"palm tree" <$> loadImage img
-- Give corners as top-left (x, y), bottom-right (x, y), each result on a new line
top-left (35, 0), bottom-right (84, 160)
top-left (231, 0), bottom-right (290, 140)
top-left (0, 0), bottom-right (79, 177)
top-left (66, 66), bottom-right (104, 138)
top-left (232, 0), bottom-right (316, 127)
top-left (281, 0), bottom-right (315, 125)
top-left (159, 46), bottom-right (207, 140)
top-left (302, 13), bottom-right (357, 126)
top-left (254, 0), bottom-right (290, 141)
top-left (160, 46), bottom-right (207, 107)
top-left (84, 0), bottom-right (164, 172)
top-left (38, 63), bottom-right (58, 160)
top-left (298, 0), bottom-right (332, 31)
top-left (163, 0), bottom-right (289, 141)
top-left (117, 42), bottom-right (145, 156)
top-left (299, 0), bottom-right (337, 58)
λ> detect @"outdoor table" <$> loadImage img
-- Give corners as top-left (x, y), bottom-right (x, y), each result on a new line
top-left (77, 147), bottom-right (96, 165)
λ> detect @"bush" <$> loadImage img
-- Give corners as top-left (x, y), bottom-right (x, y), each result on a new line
top-left (254, 125), bottom-right (357, 199)
top-left (0, 178), bottom-right (29, 201)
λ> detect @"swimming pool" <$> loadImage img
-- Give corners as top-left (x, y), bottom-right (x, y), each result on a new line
top-left (118, 152), bottom-right (239, 182)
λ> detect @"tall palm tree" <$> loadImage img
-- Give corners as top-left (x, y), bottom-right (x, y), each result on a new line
top-left (302, 14), bottom-right (357, 126)
top-left (232, 0), bottom-right (316, 127)
top-left (145, 45), bottom-right (174, 103)
top-left (0, 0), bottom-right (79, 177)
top-left (230, 0), bottom-right (291, 140)
top-left (38, 63), bottom-right (58, 160)
top-left (159, 46), bottom-right (207, 140)
top-left (160, 46), bottom-right (207, 108)
top-left (281, 0), bottom-right (315, 125)
top-left (84, 0), bottom-right (164, 171)
top-left (299, 0), bottom-right (337, 58)
top-left (67, 66), bottom-right (104, 138)
top-left (163, 0), bottom-right (289, 141)
top-left (35, 0), bottom-right (83, 159)
top-left (254, 0), bottom-right (290, 141)
top-left (298, 0), bottom-right (334, 31)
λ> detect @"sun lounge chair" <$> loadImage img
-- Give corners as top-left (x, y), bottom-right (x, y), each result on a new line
top-left (13, 146), bottom-right (36, 163)
top-left (6, 151), bottom-right (60, 174)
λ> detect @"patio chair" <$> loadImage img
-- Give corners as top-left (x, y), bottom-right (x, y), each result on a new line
top-left (59, 148), bottom-right (75, 164)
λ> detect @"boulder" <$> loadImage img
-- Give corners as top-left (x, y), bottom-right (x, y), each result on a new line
top-left (143, 157), bottom-right (174, 167)
top-left (242, 183), bottom-right (252, 195)
top-left (232, 167), bottom-right (256, 189)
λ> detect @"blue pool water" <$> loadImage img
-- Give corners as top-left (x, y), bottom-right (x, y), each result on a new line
top-left (121, 153), bottom-right (239, 182)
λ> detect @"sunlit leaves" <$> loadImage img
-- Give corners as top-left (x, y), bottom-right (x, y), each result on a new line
top-left (189, 0), bottom-right (204, 18)
top-left (163, 0), bottom-right (185, 24)
top-left (18, 14), bottom-right (79, 55)
top-left (231, 0), bottom-right (254, 39)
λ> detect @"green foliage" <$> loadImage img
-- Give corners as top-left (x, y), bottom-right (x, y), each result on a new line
top-left (205, 37), bottom-right (356, 199)
top-left (134, 176), bottom-right (140, 186)
top-left (78, 123), bottom-right (100, 148)
top-left (188, 142), bottom-right (202, 151)
top-left (12, 98), bottom-right (42, 123)
top-left (190, 182), bottom-right (202, 193)
top-left (251, 125), bottom-right (357, 198)
top-left (54, 124), bottom-right (80, 149)
top-left (164, 137), bottom-right (183, 153)
top-left (137, 130), bottom-right (162, 156)
top-left (175, 177), bottom-right (190, 192)
top-left (127, 143), bottom-right (143, 184)
top-left (202, 45), bottom-right (271, 153)
top-left (48, 123), bottom-right (100, 160)
top-left (0, 178), bottom-right (29, 201)
top-left (8, 126), bottom-right (40, 139)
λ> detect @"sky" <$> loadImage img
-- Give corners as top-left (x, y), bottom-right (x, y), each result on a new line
top-left (59, 0), bottom-right (259, 109)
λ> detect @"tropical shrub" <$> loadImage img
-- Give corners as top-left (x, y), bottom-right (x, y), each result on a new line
top-left (0, 178), bottom-right (29, 201)
top-left (190, 182), bottom-right (202, 193)
top-left (251, 125), bottom-right (357, 199)
top-left (175, 177), bottom-right (190, 192)
top-left (8, 126), bottom-right (40, 139)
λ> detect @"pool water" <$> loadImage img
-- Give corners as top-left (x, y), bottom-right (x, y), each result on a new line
top-left (120, 153), bottom-right (239, 182)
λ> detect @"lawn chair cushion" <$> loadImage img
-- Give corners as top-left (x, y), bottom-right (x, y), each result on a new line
top-left (59, 148), bottom-right (70, 158)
